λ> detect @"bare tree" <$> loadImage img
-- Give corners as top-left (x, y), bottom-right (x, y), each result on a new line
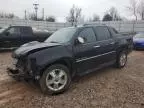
top-left (0, 12), bottom-right (4, 18)
top-left (29, 13), bottom-right (37, 20)
top-left (92, 14), bottom-right (100, 21)
top-left (87, 14), bottom-right (100, 22)
top-left (0, 12), bottom-right (15, 19)
top-left (7, 13), bottom-right (14, 19)
top-left (79, 15), bottom-right (85, 23)
top-left (66, 5), bottom-right (82, 26)
top-left (127, 0), bottom-right (138, 21)
top-left (109, 7), bottom-right (121, 21)
top-left (137, 0), bottom-right (144, 20)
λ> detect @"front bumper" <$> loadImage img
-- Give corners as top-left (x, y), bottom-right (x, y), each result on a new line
top-left (7, 57), bottom-right (33, 80)
top-left (7, 66), bottom-right (32, 80)
top-left (7, 57), bottom-right (41, 80)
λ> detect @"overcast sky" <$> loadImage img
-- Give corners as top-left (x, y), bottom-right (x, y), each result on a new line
top-left (0, 0), bottom-right (132, 22)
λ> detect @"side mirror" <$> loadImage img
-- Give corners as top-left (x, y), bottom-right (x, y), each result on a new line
top-left (77, 37), bottom-right (85, 44)
top-left (5, 31), bottom-right (10, 36)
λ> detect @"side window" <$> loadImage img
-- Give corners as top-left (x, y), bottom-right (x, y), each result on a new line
top-left (21, 27), bottom-right (32, 35)
top-left (78, 28), bottom-right (96, 43)
top-left (94, 26), bottom-right (111, 41)
top-left (7, 27), bottom-right (20, 34)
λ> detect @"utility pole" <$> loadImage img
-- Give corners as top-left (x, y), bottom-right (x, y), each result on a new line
top-left (24, 10), bottom-right (27, 20)
top-left (42, 8), bottom-right (44, 20)
top-left (33, 3), bottom-right (39, 20)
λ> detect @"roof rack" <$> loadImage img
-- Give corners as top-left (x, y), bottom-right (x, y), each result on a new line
top-left (83, 23), bottom-right (106, 26)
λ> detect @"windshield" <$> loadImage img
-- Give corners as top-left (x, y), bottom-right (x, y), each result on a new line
top-left (134, 34), bottom-right (144, 38)
top-left (0, 28), bottom-right (6, 33)
top-left (45, 28), bottom-right (77, 43)
top-left (0, 27), bottom-right (8, 33)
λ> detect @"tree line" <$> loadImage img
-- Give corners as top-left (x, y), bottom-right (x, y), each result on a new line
top-left (66, 0), bottom-right (144, 26)
top-left (0, 12), bottom-right (16, 19)
top-left (66, 5), bottom-right (123, 26)
top-left (127, 0), bottom-right (144, 20)
top-left (0, 0), bottom-right (144, 24)
top-left (0, 11), bottom-right (56, 22)
top-left (28, 13), bottom-right (56, 22)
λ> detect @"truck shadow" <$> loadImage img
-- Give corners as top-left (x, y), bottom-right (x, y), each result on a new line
top-left (0, 49), bottom-right (14, 53)
top-left (73, 65), bottom-right (115, 83)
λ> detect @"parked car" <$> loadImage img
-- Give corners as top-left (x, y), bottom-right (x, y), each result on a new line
top-left (0, 26), bottom-right (52, 49)
top-left (133, 32), bottom-right (144, 49)
top-left (8, 25), bottom-right (133, 95)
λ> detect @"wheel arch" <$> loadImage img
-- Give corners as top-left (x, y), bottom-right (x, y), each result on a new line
top-left (116, 45), bottom-right (129, 55)
top-left (40, 57), bottom-right (74, 77)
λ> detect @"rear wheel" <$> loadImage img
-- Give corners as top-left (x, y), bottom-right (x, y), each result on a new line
top-left (116, 51), bottom-right (127, 68)
top-left (39, 64), bottom-right (71, 95)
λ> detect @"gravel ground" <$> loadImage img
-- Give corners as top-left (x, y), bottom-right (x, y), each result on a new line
top-left (0, 51), bottom-right (144, 108)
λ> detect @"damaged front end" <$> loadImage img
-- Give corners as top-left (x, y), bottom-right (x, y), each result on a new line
top-left (7, 41), bottom-right (61, 81)
top-left (7, 56), bottom-right (35, 81)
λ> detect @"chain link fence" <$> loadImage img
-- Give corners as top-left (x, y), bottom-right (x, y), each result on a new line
top-left (0, 18), bottom-right (144, 33)
top-left (0, 18), bottom-right (71, 32)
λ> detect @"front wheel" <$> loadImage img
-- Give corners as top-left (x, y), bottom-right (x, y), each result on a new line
top-left (39, 64), bottom-right (71, 95)
top-left (116, 51), bottom-right (128, 68)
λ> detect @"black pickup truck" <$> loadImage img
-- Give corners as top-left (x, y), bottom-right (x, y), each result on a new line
top-left (8, 25), bottom-right (133, 95)
top-left (0, 26), bottom-right (52, 49)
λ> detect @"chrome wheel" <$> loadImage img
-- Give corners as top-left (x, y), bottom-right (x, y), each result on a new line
top-left (46, 69), bottom-right (68, 91)
top-left (120, 53), bottom-right (127, 66)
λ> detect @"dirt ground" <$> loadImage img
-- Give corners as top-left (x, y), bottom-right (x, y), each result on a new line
top-left (0, 51), bottom-right (144, 108)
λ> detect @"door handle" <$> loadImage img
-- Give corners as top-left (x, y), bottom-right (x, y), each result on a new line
top-left (93, 45), bottom-right (100, 48)
top-left (5, 41), bottom-right (10, 43)
top-left (110, 42), bottom-right (115, 45)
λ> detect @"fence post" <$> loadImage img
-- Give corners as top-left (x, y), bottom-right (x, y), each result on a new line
top-left (119, 21), bottom-right (121, 32)
top-left (132, 20), bottom-right (135, 33)
top-left (64, 23), bottom-right (66, 27)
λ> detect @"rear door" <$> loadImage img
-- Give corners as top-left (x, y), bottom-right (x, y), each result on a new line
top-left (93, 26), bottom-right (116, 64)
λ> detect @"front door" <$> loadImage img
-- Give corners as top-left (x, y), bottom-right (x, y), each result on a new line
top-left (74, 27), bottom-right (102, 74)
top-left (1, 27), bottom-right (21, 48)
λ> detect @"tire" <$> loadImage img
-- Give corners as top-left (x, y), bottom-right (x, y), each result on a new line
top-left (39, 64), bottom-right (71, 95)
top-left (116, 50), bottom-right (127, 68)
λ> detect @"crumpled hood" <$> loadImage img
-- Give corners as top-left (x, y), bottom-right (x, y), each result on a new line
top-left (14, 41), bottom-right (61, 57)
